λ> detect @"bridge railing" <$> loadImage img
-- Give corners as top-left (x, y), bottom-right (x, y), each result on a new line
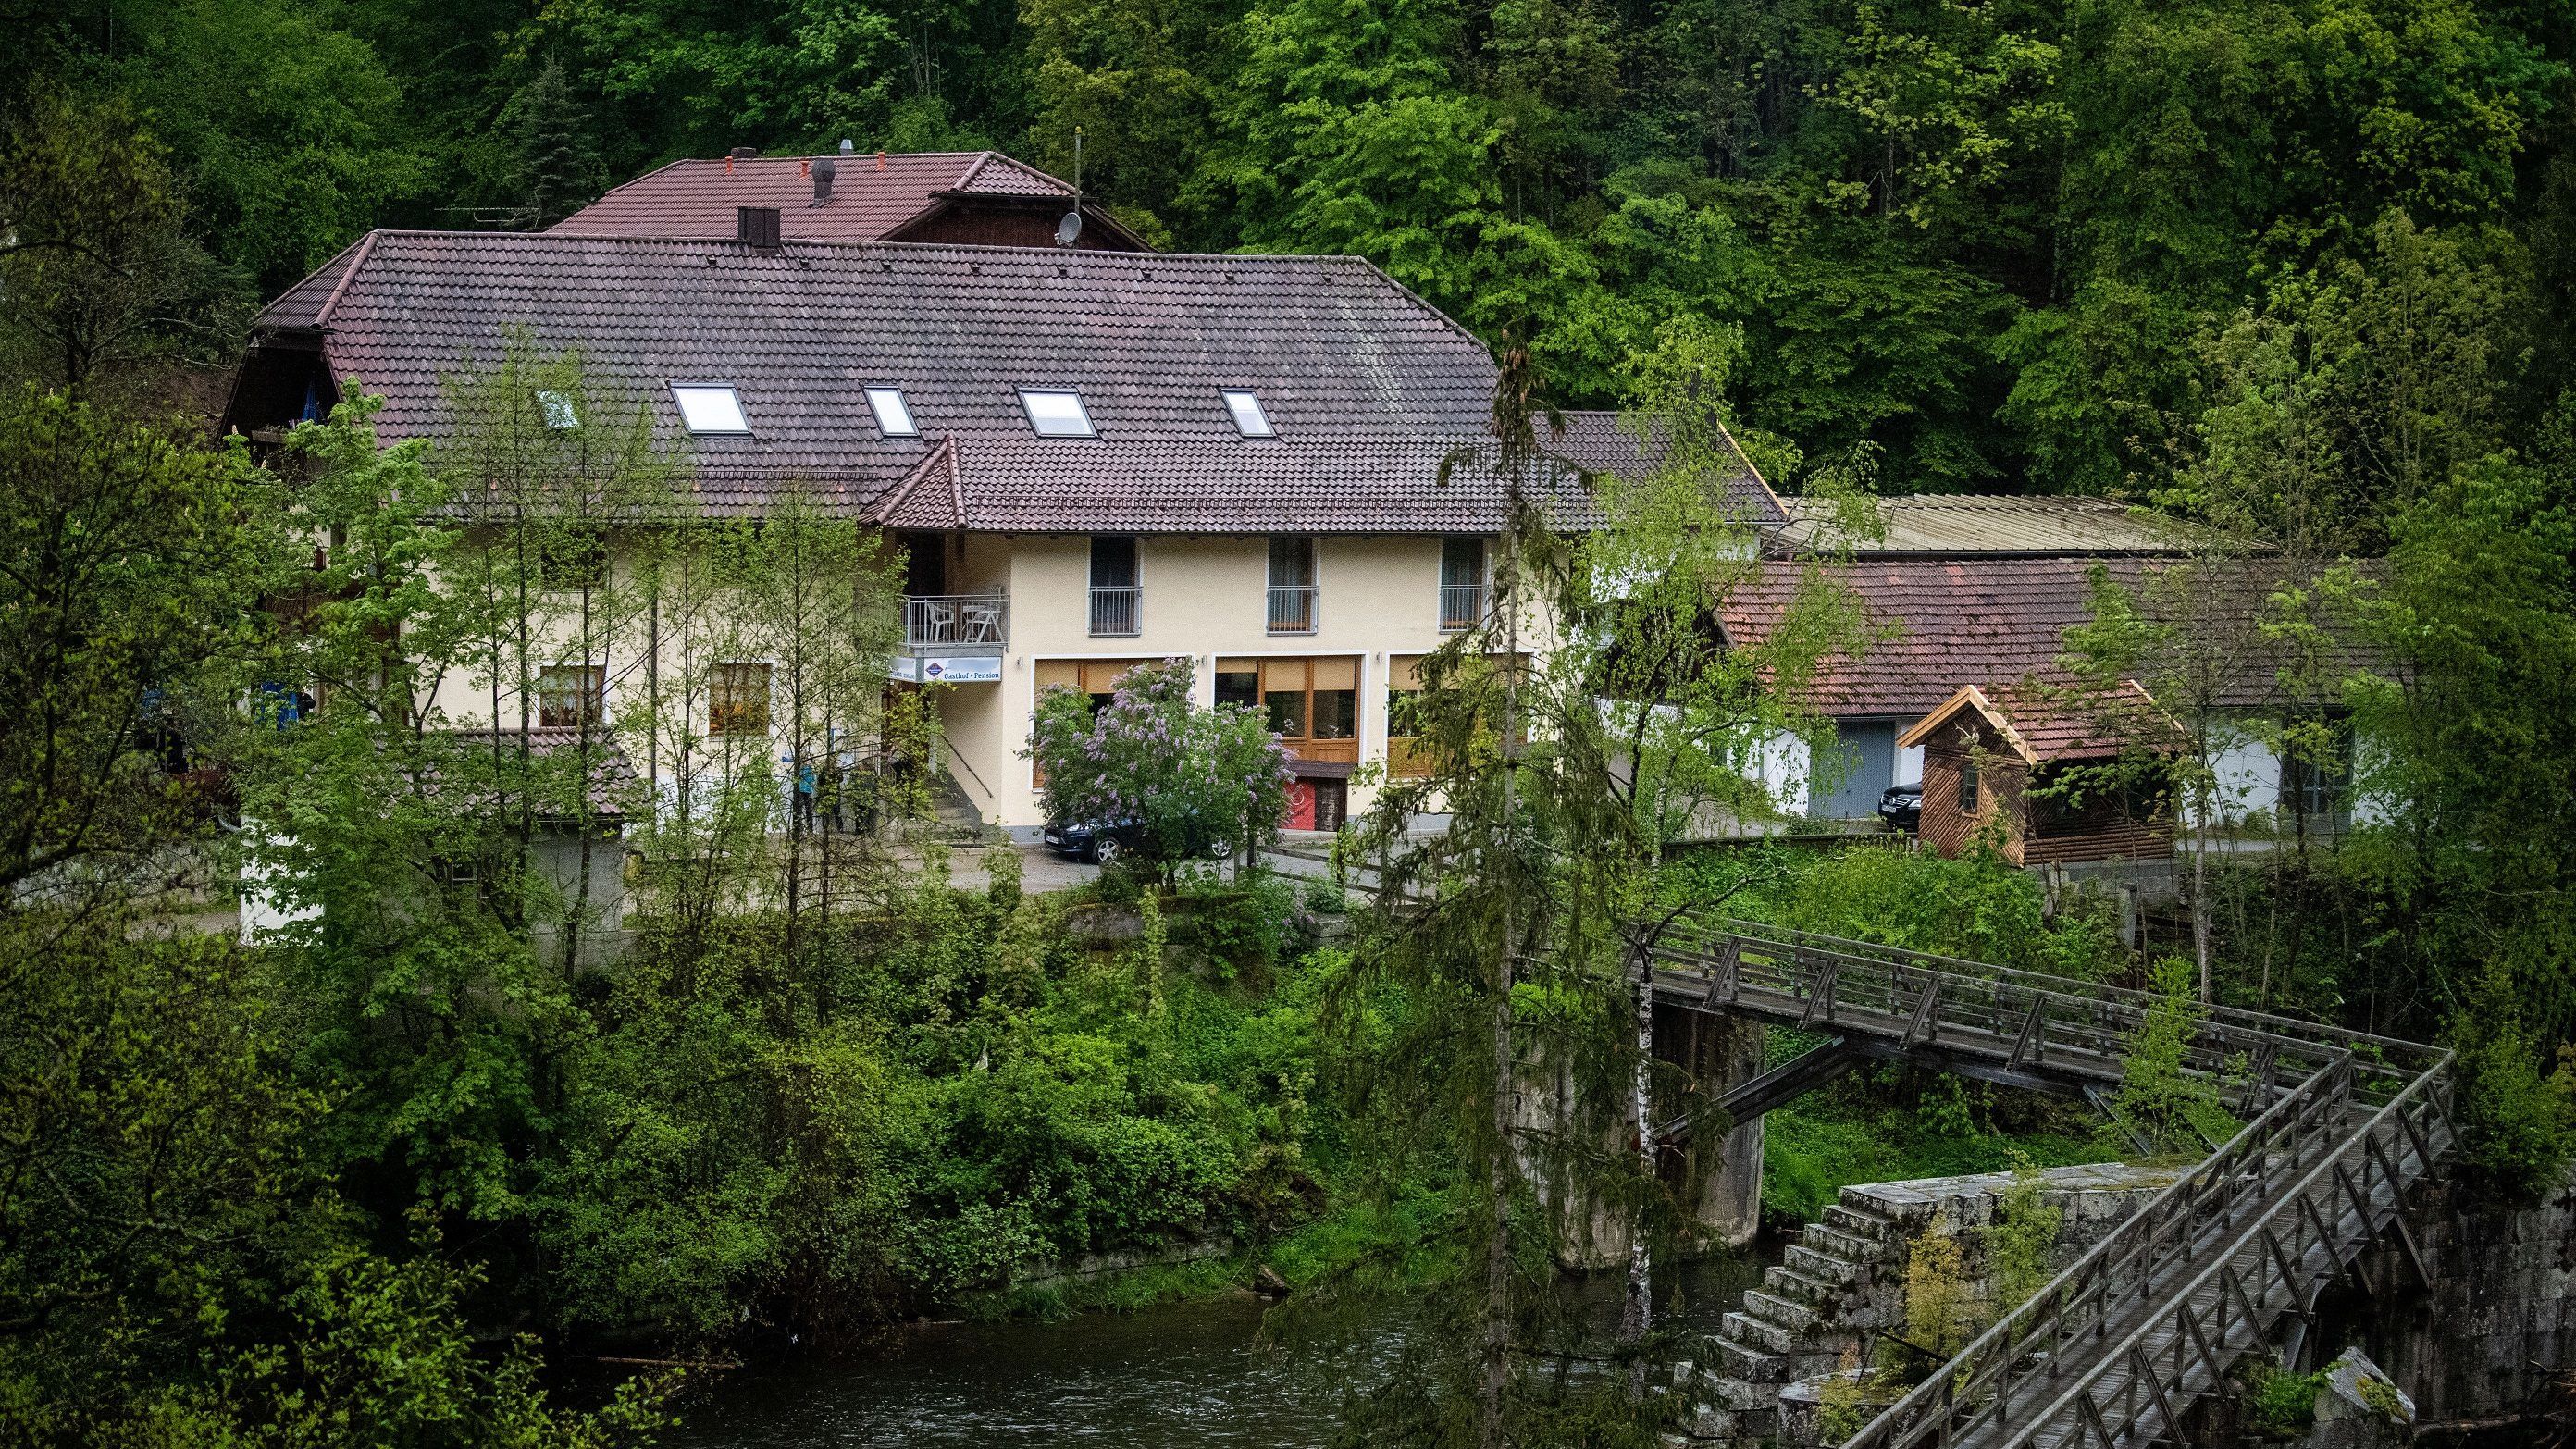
top-left (1999, 1056), bottom-right (2455, 1449)
top-left (1706, 918), bottom-right (2446, 1075)
top-left (1682, 920), bottom-right (2460, 1449)
top-left (1839, 1051), bottom-right (2360, 1449)
top-left (1659, 917), bottom-right (2369, 1108)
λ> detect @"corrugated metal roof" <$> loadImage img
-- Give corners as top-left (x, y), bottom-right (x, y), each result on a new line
top-left (1772, 495), bottom-right (2223, 556)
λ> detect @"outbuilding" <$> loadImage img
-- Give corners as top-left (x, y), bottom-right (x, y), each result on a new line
top-left (1896, 681), bottom-right (2178, 865)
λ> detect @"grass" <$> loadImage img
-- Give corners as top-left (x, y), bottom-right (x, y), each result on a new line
top-left (1762, 1092), bottom-right (2121, 1223)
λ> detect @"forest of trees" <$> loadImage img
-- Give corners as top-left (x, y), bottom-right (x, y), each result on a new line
top-left (25, 0), bottom-right (2576, 498)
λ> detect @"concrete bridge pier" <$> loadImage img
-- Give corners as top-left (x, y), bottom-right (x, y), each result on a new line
top-left (1518, 1006), bottom-right (1769, 1269)
top-left (1660, 1003), bottom-right (1768, 1249)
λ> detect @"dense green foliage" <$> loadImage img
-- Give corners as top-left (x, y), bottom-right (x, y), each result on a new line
top-left (23, 0), bottom-right (2576, 495)
top-left (0, 372), bottom-right (1348, 1437)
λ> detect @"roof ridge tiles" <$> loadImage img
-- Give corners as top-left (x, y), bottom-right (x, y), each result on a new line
top-left (349, 228), bottom-right (1385, 271)
top-left (312, 230), bottom-right (379, 330)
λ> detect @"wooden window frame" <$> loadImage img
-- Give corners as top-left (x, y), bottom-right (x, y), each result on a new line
top-left (538, 663), bottom-right (606, 728)
top-left (709, 662), bottom-right (772, 736)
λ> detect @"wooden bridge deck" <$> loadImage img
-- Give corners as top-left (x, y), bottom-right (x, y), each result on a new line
top-left (1647, 921), bottom-right (2455, 1449)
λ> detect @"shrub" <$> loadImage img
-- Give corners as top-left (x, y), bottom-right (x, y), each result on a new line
top-left (2241, 1360), bottom-right (2326, 1435)
top-left (1988, 1157), bottom-right (2063, 1313)
top-left (1172, 872), bottom-right (1298, 974)
top-left (1896, 1227), bottom-right (1980, 1366)
top-left (1027, 659), bottom-right (1292, 873)
top-left (2099, 955), bottom-right (2237, 1154)
top-left (2450, 965), bottom-right (2576, 1198)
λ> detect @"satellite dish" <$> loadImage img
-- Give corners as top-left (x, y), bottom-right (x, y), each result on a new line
top-left (1056, 210), bottom-right (1084, 248)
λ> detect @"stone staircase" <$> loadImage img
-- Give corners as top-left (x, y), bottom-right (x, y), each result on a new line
top-left (1677, 1163), bottom-right (2185, 1448)
top-left (1698, 1193), bottom-right (1896, 1443)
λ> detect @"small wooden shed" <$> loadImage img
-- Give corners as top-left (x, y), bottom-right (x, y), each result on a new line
top-left (1896, 681), bottom-right (2176, 865)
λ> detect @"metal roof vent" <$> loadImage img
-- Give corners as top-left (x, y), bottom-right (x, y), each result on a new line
top-left (728, 145), bottom-right (759, 160)
top-left (839, 138), bottom-right (855, 155)
top-left (811, 157), bottom-right (836, 204)
top-left (737, 205), bottom-right (782, 250)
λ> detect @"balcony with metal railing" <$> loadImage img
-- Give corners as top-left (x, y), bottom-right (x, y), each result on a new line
top-left (1439, 583), bottom-right (1488, 632)
top-left (1089, 586), bottom-right (1141, 638)
top-left (892, 593), bottom-right (1007, 684)
top-left (1267, 584), bottom-right (1318, 635)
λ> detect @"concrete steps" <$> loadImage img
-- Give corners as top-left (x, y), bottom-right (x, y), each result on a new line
top-left (1689, 1183), bottom-right (1904, 1447)
top-left (1760, 1263), bottom-right (1842, 1307)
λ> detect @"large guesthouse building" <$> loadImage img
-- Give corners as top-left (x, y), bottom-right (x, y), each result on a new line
top-left (225, 151), bottom-right (1788, 833)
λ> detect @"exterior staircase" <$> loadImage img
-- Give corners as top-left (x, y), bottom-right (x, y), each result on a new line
top-left (1703, 1193), bottom-right (1899, 1443)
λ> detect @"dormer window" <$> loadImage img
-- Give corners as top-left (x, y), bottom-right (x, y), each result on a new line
top-left (672, 384), bottom-right (749, 435)
top-left (1019, 389), bottom-right (1095, 438)
top-left (1221, 390), bottom-right (1273, 438)
top-left (537, 390), bottom-right (578, 430)
top-left (866, 387), bottom-right (918, 437)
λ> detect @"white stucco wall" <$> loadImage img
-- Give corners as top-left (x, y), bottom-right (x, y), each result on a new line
top-left (2201, 725), bottom-right (2282, 829)
top-left (1752, 731), bottom-right (1810, 818)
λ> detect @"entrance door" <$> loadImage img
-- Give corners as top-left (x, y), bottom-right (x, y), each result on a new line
top-left (1312, 778), bottom-right (1348, 831)
top-left (1812, 720), bottom-right (1898, 819)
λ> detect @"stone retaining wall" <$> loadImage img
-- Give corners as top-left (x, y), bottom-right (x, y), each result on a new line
top-left (2347, 1168), bottom-right (2576, 1429)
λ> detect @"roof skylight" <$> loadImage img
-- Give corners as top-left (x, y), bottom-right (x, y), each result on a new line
top-left (1221, 389), bottom-right (1273, 438)
top-left (1018, 388), bottom-right (1095, 438)
top-left (537, 390), bottom-right (579, 430)
top-left (671, 384), bottom-right (749, 435)
top-left (865, 387), bottom-right (918, 437)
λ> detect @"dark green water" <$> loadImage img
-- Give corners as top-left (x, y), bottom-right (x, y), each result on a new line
top-left (664, 1247), bottom-right (1773, 1448)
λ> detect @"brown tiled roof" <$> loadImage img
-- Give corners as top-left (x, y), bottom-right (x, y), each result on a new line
top-left (874, 439), bottom-right (963, 528)
top-left (247, 230), bottom-right (1782, 534)
top-left (1898, 681), bottom-right (2181, 763)
top-left (1717, 558), bottom-right (2331, 719)
top-left (554, 151), bottom-right (1077, 242)
top-left (430, 726), bottom-right (640, 818)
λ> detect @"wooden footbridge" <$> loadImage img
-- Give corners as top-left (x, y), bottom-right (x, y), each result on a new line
top-left (1646, 920), bottom-right (2456, 1449)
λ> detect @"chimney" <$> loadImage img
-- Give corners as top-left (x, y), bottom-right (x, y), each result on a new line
top-left (812, 156), bottom-right (836, 204)
top-left (840, 138), bottom-right (856, 156)
top-left (729, 145), bottom-right (759, 160)
top-left (876, 149), bottom-right (887, 171)
top-left (737, 205), bottom-right (782, 250)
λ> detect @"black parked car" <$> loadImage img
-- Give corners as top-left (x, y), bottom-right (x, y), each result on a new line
top-left (1877, 783), bottom-right (1923, 833)
top-left (1042, 816), bottom-right (1146, 864)
top-left (1042, 815), bottom-right (1232, 864)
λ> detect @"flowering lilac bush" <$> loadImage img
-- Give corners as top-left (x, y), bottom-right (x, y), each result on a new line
top-left (1029, 659), bottom-right (1293, 869)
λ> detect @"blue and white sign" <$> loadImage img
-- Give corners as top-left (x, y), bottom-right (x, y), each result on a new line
top-left (898, 654), bottom-right (1002, 684)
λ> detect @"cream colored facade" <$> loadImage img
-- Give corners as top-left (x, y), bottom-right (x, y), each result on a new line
top-left (412, 529), bottom-right (1503, 833)
top-left (938, 532), bottom-right (1487, 830)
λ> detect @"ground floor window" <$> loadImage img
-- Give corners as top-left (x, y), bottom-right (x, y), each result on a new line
top-left (1034, 657), bottom-right (1159, 715)
top-left (710, 663), bottom-right (771, 735)
top-left (1386, 654), bottom-right (1430, 777)
top-left (539, 663), bottom-right (605, 728)
top-left (1217, 655), bottom-right (1358, 762)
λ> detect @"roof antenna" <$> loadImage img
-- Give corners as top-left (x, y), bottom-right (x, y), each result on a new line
top-left (1056, 128), bottom-right (1084, 248)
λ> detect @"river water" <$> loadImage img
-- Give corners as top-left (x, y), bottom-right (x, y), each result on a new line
top-left (666, 1246), bottom-right (1776, 1447)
